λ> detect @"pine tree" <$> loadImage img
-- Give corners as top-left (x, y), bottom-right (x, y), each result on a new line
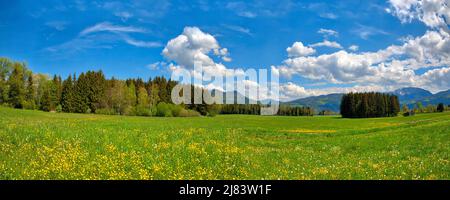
top-left (7, 62), bottom-right (26, 108)
top-left (73, 72), bottom-right (89, 113)
top-left (39, 80), bottom-right (55, 111)
top-left (52, 75), bottom-right (62, 105)
top-left (61, 75), bottom-right (75, 113)
top-left (437, 103), bottom-right (444, 112)
top-left (85, 71), bottom-right (106, 112)
top-left (341, 92), bottom-right (399, 118)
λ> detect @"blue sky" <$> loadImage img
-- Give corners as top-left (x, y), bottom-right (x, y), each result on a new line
top-left (0, 0), bottom-right (449, 100)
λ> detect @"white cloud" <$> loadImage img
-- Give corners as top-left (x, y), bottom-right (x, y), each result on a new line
top-left (45, 35), bottom-right (114, 54)
top-left (348, 45), bottom-right (359, 51)
top-left (420, 67), bottom-right (450, 92)
top-left (351, 24), bottom-right (390, 39)
top-left (122, 35), bottom-right (162, 48)
top-left (162, 27), bottom-right (283, 101)
top-left (225, 2), bottom-right (257, 18)
top-left (286, 42), bottom-right (316, 57)
top-left (223, 24), bottom-right (252, 36)
top-left (310, 40), bottom-right (343, 49)
top-left (79, 22), bottom-right (146, 36)
top-left (222, 56), bottom-right (232, 62)
top-left (163, 26), bottom-right (231, 68)
top-left (387, 0), bottom-right (450, 31)
top-left (46, 22), bottom-right (161, 56)
top-left (318, 28), bottom-right (338, 37)
top-left (277, 29), bottom-right (450, 92)
top-left (279, 82), bottom-right (388, 100)
top-left (162, 26), bottom-right (239, 85)
top-left (279, 82), bottom-right (315, 100)
top-left (225, 1), bottom-right (295, 18)
top-left (100, 1), bottom-right (170, 20)
top-left (79, 22), bottom-right (161, 48)
top-left (147, 61), bottom-right (166, 70)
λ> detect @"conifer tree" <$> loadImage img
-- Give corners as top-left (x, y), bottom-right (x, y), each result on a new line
top-left (437, 103), bottom-right (444, 112)
top-left (61, 75), bottom-right (75, 113)
top-left (7, 62), bottom-right (26, 108)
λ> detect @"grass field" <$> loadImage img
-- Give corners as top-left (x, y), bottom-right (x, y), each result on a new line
top-left (0, 106), bottom-right (449, 180)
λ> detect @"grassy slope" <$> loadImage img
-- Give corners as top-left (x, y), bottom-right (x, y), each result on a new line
top-left (0, 107), bottom-right (449, 180)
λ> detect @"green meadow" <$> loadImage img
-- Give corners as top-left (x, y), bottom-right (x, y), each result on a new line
top-left (0, 107), bottom-right (449, 180)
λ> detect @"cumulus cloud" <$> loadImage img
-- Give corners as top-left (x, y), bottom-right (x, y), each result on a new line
top-left (387, 0), bottom-right (450, 31)
top-left (279, 82), bottom-right (388, 101)
top-left (419, 67), bottom-right (450, 92)
top-left (162, 27), bottom-right (283, 101)
top-left (310, 40), bottom-right (343, 49)
top-left (277, 29), bottom-right (450, 92)
top-left (279, 82), bottom-right (315, 100)
top-left (162, 26), bottom-right (232, 70)
top-left (162, 0), bottom-right (450, 100)
top-left (286, 42), bottom-right (316, 57)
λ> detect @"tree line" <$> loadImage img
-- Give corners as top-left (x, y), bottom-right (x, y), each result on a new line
top-left (340, 92), bottom-right (400, 118)
top-left (1, 57), bottom-right (315, 117)
top-left (220, 104), bottom-right (314, 116)
top-left (0, 57), bottom-right (202, 117)
top-left (402, 102), bottom-right (448, 116)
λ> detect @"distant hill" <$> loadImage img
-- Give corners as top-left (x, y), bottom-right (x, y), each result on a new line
top-left (391, 87), bottom-right (433, 104)
top-left (284, 87), bottom-right (450, 113)
top-left (406, 89), bottom-right (450, 107)
top-left (284, 93), bottom-right (343, 112)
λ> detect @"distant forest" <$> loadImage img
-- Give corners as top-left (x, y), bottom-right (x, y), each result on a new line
top-left (340, 92), bottom-right (400, 118)
top-left (0, 57), bottom-right (312, 117)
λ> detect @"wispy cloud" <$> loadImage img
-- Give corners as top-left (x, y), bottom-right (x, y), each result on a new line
top-left (352, 24), bottom-right (389, 40)
top-left (225, 2), bottom-right (257, 18)
top-left (318, 28), bottom-right (338, 38)
top-left (45, 21), bottom-right (69, 31)
top-left (79, 22), bottom-right (146, 36)
top-left (319, 12), bottom-right (338, 19)
top-left (310, 40), bottom-right (343, 49)
top-left (99, 0), bottom-right (171, 21)
top-left (222, 24), bottom-right (252, 36)
top-left (44, 34), bottom-right (114, 55)
top-left (122, 35), bottom-right (162, 48)
top-left (308, 3), bottom-right (338, 20)
top-left (45, 22), bottom-right (161, 57)
top-left (224, 1), bottom-right (296, 18)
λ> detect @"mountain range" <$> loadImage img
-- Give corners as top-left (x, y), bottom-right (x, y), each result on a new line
top-left (285, 87), bottom-right (450, 113)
